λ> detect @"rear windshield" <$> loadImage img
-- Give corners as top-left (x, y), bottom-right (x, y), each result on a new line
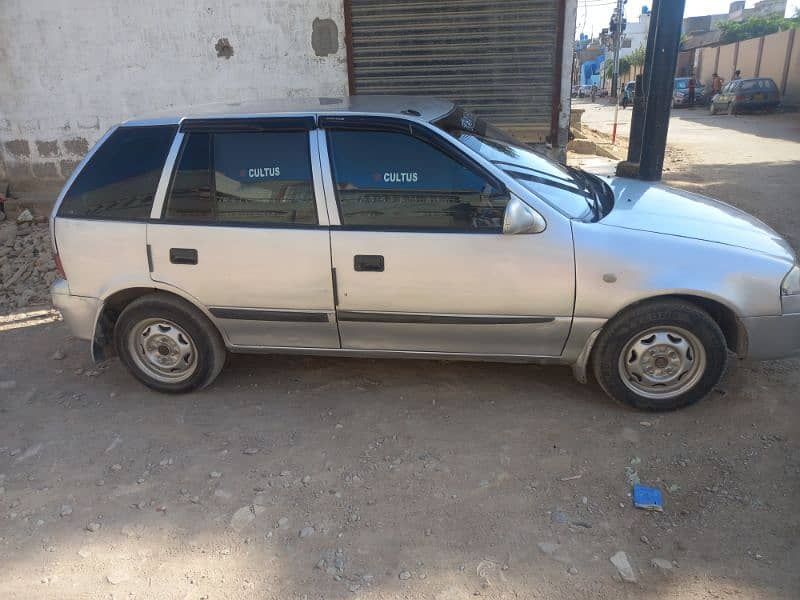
top-left (58, 125), bottom-right (176, 220)
top-left (739, 79), bottom-right (777, 91)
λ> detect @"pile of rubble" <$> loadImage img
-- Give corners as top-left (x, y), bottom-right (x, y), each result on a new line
top-left (0, 210), bottom-right (59, 312)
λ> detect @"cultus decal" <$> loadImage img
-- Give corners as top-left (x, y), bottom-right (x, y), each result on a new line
top-left (248, 167), bottom-right (281, 178)
top-left (383, 172), bottom-right (418, 183)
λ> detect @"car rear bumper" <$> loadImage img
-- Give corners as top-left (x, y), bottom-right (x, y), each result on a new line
top-left (51, 278), bottom-right (98, 340)
top-left (742, 312), bottom-right (800, 360)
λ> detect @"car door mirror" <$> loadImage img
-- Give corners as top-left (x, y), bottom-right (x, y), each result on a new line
top-left (502, 195), bottom-right (546, 235)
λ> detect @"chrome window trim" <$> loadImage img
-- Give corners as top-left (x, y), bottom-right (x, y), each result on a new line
top-left (150, 131), bottom-right (185, 220)
top-left (309, 129), bottom-right (331, 227)
top-left (50, 125), bottom-right (120, 252)
top-left (317, 128), bottom-right (341, 227)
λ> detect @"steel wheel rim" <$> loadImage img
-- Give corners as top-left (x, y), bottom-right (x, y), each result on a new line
top-left (617, 326), bottom-right (707, 400)
top-left (128, 318), bottom-right (198, 384)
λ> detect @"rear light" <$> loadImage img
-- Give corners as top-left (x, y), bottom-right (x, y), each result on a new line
top-left (54, 252), bottom-right (67, 279)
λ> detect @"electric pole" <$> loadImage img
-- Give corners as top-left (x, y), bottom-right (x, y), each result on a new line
top-left (610, 0), bottom-right (624, 98)
top-left (610, 0), bottom-right (626, 144)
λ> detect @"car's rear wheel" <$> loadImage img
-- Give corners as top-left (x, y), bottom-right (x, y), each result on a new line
top-left (115, 294), bottom-right (226, 393)
top-left (592, 299), bottom-right (727, 411)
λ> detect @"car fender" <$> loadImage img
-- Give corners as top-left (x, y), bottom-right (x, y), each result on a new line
top-left (571, 221), bottom-right (790, 321)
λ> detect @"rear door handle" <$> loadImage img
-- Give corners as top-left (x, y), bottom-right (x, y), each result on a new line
top-left (170, 248), bottom-right (198, 265)
top-left (354, 254), bottom-right (384, 272)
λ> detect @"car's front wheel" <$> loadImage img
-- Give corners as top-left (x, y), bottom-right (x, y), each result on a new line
top-left (114, 293), bottom-right (227, 393)
top-left (592, 299), bottom-right (727, 411)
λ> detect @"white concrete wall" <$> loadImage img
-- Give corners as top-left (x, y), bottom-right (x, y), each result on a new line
top-left (0, 0), bottom-right (347, 182)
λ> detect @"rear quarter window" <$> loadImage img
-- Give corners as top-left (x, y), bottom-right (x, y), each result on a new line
top-left (58, 125), bottom-right (177, 220)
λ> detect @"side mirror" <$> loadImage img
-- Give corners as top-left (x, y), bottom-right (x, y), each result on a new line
top-left (502, 195), bottom-right (547, 235)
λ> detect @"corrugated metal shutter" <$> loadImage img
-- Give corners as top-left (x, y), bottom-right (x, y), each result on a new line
top-left (348, 0), bottom-right (559, 142)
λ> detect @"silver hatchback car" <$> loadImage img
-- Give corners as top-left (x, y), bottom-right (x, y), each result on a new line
top-left (50, 96), bottom-right (800, 411)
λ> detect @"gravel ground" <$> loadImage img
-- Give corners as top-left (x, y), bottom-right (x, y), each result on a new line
top-left (1, 110), bottom-right (799, 599)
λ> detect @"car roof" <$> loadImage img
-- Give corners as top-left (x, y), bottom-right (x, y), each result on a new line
top-left (122, 95), bottom-right (456, 127)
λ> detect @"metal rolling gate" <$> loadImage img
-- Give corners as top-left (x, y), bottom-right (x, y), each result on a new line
top-left (345, 0), bottom-right (561, 143)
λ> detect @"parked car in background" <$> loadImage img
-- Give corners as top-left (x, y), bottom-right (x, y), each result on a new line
top-left (51, 96), bottom-right (800, 411)
top-left (709, 77), bottom-right (781, 115)
top-left (673, 78), bottom-right (707, 107)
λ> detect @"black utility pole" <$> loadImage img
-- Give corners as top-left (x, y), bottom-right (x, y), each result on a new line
top-left (616, 0), bottom-right (685, 181)
top-left (626, 1), bottom-right (660, 166)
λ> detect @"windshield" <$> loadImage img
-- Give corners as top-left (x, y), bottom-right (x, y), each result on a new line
top-left (434, 109), bottom-right (613, 220)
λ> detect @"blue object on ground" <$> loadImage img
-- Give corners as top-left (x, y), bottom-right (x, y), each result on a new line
top-left (633, 484), bottom-right (664, 511)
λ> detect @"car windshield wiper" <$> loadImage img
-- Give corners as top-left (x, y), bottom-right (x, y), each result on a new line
top-left (566, 166), bottom-right (602, 221)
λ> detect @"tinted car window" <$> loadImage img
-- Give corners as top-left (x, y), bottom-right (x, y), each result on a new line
top-left (59, 125), bottom-right (176, 220)
top-left (327, 130), bottom-right (507, 231)
top-left (165, 131), bottom-right (317, 225)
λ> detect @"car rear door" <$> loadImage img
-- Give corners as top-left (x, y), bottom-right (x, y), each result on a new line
top-left (147, 117), bottom-right (339, 349)
top-left (318, 116), bottom-right (575, 357)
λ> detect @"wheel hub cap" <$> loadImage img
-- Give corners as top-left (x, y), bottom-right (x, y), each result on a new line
top-left (618, 328), bottom-right (707, 400)
top-left (128, 319), bottom-right (198, 384)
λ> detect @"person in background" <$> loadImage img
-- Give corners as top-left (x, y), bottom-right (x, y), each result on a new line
top-left (712, 72), bottom-right (724, 94)
top-left (688, 77), bottom-right (696, 107)
top-left (733, 70), bottom-right (742, 80)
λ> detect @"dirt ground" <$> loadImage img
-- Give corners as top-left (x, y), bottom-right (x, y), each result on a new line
top-left (1, 106), bottom-right (800, 600)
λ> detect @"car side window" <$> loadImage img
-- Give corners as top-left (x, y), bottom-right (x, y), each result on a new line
top-left (165, 130), bottom-right (317, 226)
top-left (326, 129), bottom-right (508, 231)
top-left (58, 125), bottom-right (177, 220)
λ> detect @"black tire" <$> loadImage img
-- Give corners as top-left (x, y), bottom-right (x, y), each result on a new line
top-left (592, 299), bottom-right (727, 411)
top-left (114, 293), bottom-right (227, 393)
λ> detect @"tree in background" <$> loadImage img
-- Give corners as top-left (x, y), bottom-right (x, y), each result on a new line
top-left (605, 45), bottom-right (646, 84)
top-left (718, 14), bottom-right (800, 44)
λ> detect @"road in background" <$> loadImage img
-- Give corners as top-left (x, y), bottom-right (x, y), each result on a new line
top-left (575, 99), bottom-right (800, 248)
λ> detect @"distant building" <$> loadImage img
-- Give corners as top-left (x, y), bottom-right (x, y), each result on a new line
top-left (620, 6), bottom-right (650, 58)
top-left (683, 0), bottom-right (787, 36)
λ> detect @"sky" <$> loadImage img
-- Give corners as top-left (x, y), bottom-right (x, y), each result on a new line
top-left (575, 0), bottom-right (800, 39)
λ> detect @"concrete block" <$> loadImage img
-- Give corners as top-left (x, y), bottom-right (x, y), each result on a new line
top-left (36, 140), bottom-right (61, 158)
top-left (63, 137), bottom-right (90, 157)
top-left (18, 120), bottom-right (41, 133)
top-left (32, 162), bottom-right (60, 179)
top-left (77, 117), bottom-right (100, 130)
top-left (4, 139), bottom-right (31, 158)
top-left (568, 139), bottom-right (597, 155)
top-left (60, 159), bottom-right (81, 178)
top-left (6, 162), bottom-right (32, 180)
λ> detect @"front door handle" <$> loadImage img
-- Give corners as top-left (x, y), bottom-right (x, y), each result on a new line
top-left (354, 254), bottom-right (384, 272)
top-left (170, 248), bottom-right (198, 265)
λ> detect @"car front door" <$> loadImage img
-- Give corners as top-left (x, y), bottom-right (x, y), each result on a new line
top-left (148, 117), bottom-right (339, 349)
top-left (319, 117), bottom-right (575, 357)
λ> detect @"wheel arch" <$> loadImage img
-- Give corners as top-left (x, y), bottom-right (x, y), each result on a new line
top-left (575, 292), bottom-right (747, 384)
top-left (91, 284), bottom-right (226, 361)
top-left (600, 292), bottom-right (747, 355)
